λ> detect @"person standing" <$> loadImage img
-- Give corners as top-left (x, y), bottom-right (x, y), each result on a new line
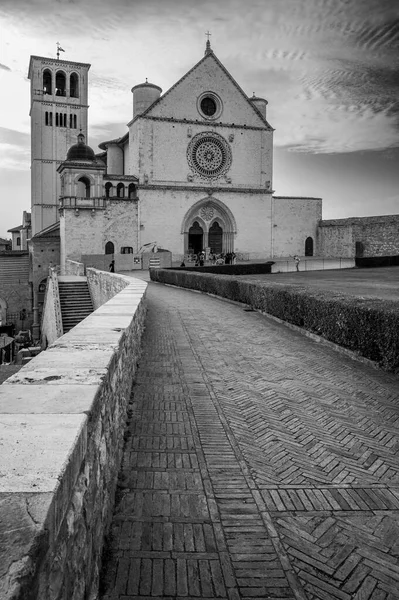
top-left (293, 255), bottom-right (300, 272)
top-left (109, 260), bottom-right (115, 272)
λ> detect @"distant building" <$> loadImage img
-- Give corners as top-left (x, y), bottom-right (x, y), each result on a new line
top-left (0, 238), bottom-right (11, 252)
top-left (7, 211), bottom-right (31, 251)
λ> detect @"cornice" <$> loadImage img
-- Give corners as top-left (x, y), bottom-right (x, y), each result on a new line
top-left (139, 115), bottom-right (272, 132)
top-left (140, 183), bottom-right (273, 195)
top-left (33, 99), bottom-right (89, 109)
top-left (104, 174), bottom-right (139, 181)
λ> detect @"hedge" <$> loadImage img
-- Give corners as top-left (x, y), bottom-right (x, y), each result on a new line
top-left (170, 262), bottom-right (274, 275)
top-left (150, 268), bottom-right (399, 372)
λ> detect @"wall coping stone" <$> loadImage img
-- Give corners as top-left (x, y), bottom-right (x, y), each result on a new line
top-left (0, 271), bottom-right (147, 599)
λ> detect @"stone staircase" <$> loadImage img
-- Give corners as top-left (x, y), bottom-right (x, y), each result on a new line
top-left (58, 277), bottom-right (93, 333)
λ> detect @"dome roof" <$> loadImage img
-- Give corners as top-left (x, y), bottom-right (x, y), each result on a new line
top-left (66, 133), bottom-right (96, 161)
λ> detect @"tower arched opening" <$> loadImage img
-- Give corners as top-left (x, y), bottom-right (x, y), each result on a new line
top-left (105, 182), bottom-right (113, 198)
top-left (77, 176), bottom-right (91, 198)
top-left (116, 183), bottom-right (125, 198)
top-left (55, 71), bottom-right (66, 96)
top-left (128, 183), bottom-right (137, 199)
top-left (70, 73), bottom-right (79, 98)
top-left (43, 70), bottom-right (52, 95)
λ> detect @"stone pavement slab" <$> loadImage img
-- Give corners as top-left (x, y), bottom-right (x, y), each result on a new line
top-left (100, 281), bottom-right (399, 600)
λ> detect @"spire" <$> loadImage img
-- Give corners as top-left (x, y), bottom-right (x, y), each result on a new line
top-left (205, 31), bottom-right (212, 55)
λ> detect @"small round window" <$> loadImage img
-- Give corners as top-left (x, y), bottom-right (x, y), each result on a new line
top-left (200, 97), bottom-right (217, 116)
top-left (197, 92), bottom-right (223, 120)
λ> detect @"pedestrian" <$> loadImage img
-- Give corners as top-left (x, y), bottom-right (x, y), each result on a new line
top-left (293, 255), bottom-right (300, 272)
top-left (194, 253), bottom-right (199, 267)
top-left (199, 251), bottom-right (205, 267)
top-left (180, 260), bottom-right (186, 267)
top-left (109, 260), bottom-right (115, 272)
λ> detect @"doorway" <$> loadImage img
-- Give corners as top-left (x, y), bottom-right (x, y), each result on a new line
top-left (305, 236), bottom-right (314, 256)
top-left (208, 222), bottom-right (223, 254)
top-left (188, 221), bottom-right (204, 254)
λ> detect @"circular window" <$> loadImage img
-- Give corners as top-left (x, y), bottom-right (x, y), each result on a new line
top-left (200, 97), bottom-right (217, 116)
top-left (187, 131), bottom-right (232, 179)
top-left (197, 92), bottom-right (223, 120)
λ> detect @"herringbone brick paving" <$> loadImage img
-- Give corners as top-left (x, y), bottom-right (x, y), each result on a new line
top-left (100, 282), bottom-right (399, 600)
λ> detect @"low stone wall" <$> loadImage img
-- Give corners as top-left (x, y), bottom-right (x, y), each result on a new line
top-left (150, 268), bottom-right (399, 372)
top-left (65, 259), bottom-right (85, 277)
top-left (0, 272), bottom-right (147, 600)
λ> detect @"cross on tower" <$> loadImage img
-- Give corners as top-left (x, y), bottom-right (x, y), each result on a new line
top-left (205, 31), bottom-right (212, 41)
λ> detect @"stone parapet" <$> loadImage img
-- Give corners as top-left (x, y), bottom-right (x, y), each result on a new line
top-left (0, 271), bottom-right (147, 600)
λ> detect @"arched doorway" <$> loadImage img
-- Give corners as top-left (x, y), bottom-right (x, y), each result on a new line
top-left (105, 241), bottom-right (114, 255)
top-left (355, 241), bottom-right (364, 258)
top-left (305, 237), bottom-right (314, 256)
top-left (188, 221), bottom-right (204, 254)
top-left (208, 222), bottom-right (223, 254)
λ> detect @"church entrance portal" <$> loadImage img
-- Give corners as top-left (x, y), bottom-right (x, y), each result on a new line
top-left (188, 221), bottom-right (203, 254)
top-left (208, 222), bottom-right (223, 254)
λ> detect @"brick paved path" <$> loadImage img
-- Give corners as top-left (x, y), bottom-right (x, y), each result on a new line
top-left (100, 282), bottom-right (399, 600)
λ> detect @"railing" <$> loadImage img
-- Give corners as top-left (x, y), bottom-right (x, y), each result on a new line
top-left (59, 196), bottom-right (106, 209)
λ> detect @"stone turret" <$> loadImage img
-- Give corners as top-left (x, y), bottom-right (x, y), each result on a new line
top-left (131, 80), bottom-right (162, 119)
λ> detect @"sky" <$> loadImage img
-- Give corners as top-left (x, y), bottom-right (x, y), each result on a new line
top-left (0, 0), bottom-right (398, 239)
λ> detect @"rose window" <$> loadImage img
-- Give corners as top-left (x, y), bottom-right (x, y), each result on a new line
top-left (187, 132), bottom-right (232, 179)
top-left (200, 204), bottom-right (215, 221)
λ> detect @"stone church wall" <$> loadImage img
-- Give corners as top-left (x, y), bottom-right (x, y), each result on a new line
top-left (139, 188), bottom-right (273, 261)
top-left (272, 196), bottom-right (322, 257)
top-left (319, 215), bottom-right (399, 258)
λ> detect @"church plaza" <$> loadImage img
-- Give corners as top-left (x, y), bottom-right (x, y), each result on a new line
top-left (99, 272), bottom-right (399, 600)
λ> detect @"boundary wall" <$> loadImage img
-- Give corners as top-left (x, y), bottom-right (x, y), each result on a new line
top-left (150, 268), bottom-right (399, 372)
top-left (0, 269), bottom-right (147, 600)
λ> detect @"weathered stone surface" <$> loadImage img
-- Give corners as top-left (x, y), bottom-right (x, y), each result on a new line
top-left (0, 271), bottom-right (147, 600)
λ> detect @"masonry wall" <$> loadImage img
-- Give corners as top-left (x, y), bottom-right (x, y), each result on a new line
top-left (319, 215), bottom-right (399, 258)
top-left (0, 272), bottom-right (147, 600)
top-left (61, 200), bottom-right (138, 268)
top-left (139, 188), bottom-right (273, 261)
top-left (272, 196), bottom-right (322, 258)
top-left (0, 253), bottom-right (32, 331)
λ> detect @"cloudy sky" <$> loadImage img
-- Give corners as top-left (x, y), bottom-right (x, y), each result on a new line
top-left (0, 0), bottom-right (398, 239)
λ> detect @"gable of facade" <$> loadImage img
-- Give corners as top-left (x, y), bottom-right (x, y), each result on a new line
top-left (144, 52), bottom-right (271, 129)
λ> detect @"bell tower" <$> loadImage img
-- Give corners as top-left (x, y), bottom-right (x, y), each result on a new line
top-left (28, 54), bottom-right (91, 235)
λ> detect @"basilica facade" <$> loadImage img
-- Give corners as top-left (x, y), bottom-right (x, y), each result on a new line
top-left (28, 40), bottom-right (321, 274)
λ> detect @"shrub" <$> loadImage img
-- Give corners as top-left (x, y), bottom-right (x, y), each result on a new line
top-left (150, 269), bottom-right (399, 372)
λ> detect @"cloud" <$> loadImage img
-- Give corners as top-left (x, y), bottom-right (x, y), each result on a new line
top-left (0, 63), bottom-right (11, 71)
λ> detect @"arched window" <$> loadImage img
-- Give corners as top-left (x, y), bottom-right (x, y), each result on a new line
top-left (45, 112), bottom-right (49, 126)
top-left (128, 183), bottom-right (137, 199)
top-left (63, 114), bottom-right (67, 127)
top-left (55, 71), bottom-right (66, 96)
top-left (43, 70), bottom-right (52, 95)
top-left (305, 237), bottom-right (314, 257)
top-left (70, 73), bottom-right (79, 98)
top-left (105, 241), bottom-right (114, 255)
top-left (16, 237), bottom-right (21, 247)
top-left (73, 115), bottom-right (77, 129)
top-left (116, 183), bottom-right (125, 198)
top-left (69, 114), bottom-right (73, 128)
top-left (121, 247), bottom-right (133, 254)
top-left (105, 182), bottom-right (113, 198)
top-left (77, 176), bottom-right (91, 198)
top-left (55, 113), bottom-right (59, 127)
